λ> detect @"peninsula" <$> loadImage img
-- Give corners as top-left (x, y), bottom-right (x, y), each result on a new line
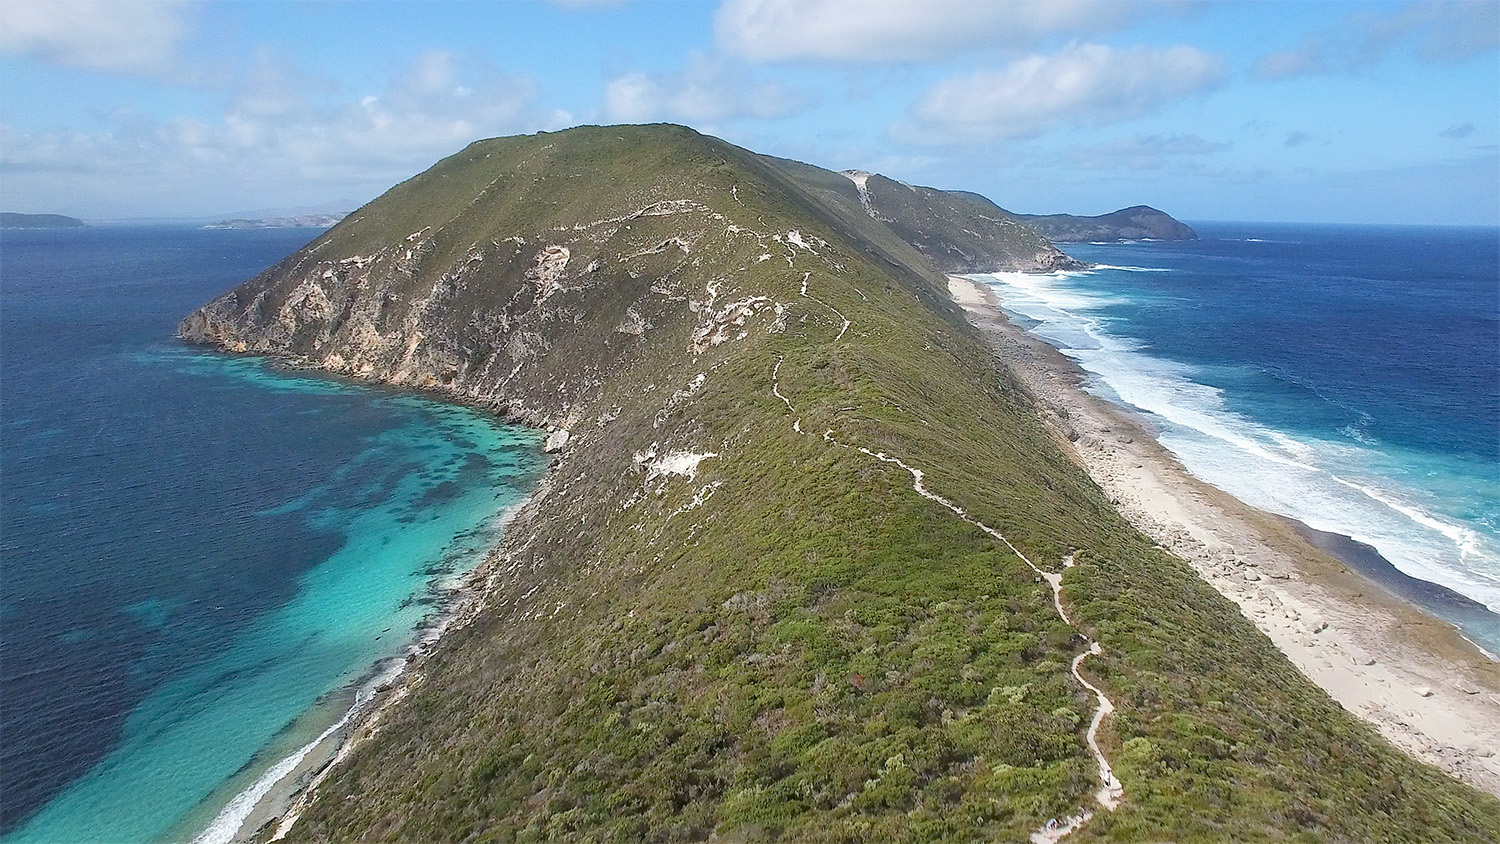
top-left (181, 124), bottom-right (1499, 842)
top-left (202, 214), bottom-right (348, 230)
top-left (1014, 205), bottom-right (1196, 242)
top-left (1, 213), bottom-right (85, 229)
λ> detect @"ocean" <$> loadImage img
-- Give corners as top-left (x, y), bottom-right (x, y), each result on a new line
top-left (973, 222), bottom-right (1500, 655)
top-left (0, 226), bottom-right (547, 843)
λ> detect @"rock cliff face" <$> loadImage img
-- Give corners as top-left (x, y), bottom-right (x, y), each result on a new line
top-left (180, 128), bottom-right (1053, 429)
top-left (181, 125), bottom-right (1500, 843)
top-left (1015, 205), bottom-right (1196, 242)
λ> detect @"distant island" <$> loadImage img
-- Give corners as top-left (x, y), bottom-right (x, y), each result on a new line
top-left (202, 213), bottom-right (347, 230)
top-left (1014, 205), bottom-right (1196, 242)
top-left (2, 212), bottom-right (85, 229)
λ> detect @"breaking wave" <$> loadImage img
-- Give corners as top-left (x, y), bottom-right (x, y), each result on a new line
top-left (974, 269), bottom-right (1500, 614)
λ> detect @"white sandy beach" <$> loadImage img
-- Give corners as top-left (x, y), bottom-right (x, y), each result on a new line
top-left (948, 274), bottom-right (1500, 797)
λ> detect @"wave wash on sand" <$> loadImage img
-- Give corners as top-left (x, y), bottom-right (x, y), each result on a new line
top-left (972, 267), bottom-right (1500, 620)
top-left (948, 274), bottom-right (1500, 797)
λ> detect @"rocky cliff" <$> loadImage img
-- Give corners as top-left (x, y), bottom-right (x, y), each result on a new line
top-left (182, 125), bottom-right (1499, 843)
top-left (1015, 205), bottom-right (1196, 243)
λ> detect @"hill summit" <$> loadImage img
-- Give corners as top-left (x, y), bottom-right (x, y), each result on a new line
top-left (181, 124), bottom-right (1498, 843)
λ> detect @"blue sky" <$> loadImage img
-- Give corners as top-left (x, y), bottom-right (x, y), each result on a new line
top-left (1, 0), bottom-right (1496, 224)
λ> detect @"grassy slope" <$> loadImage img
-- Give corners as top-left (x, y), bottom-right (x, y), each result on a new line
top-left (760, 158), bottom-right (1077, 274)
top-left (187, 125), bottom-right (1499, 843)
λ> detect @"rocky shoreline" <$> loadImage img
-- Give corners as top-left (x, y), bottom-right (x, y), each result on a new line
top-left (948, 274), bottom-right (1500, 797)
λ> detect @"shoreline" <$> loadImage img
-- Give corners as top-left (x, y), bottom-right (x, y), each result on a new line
top-left (948, 274), bottom-right (1500, 796)
top-left (198, 492), bottom-right (547, 844)
top-left (1283, 520), bottom-right (1500, 660)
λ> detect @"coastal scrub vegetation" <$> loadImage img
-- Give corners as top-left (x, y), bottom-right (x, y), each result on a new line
top-left (185, 125), bottom-right (1500, 843)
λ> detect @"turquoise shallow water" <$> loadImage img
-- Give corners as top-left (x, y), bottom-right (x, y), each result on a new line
top-left (1, 227), bottom-right (546, 843)
top-left (10, 351), bottom-right (543, 844)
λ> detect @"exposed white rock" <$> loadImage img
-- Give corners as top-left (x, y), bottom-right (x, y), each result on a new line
top-left (614, 307), bottom-right (651, 335)
top-left (543, 429), bottom-right (571, 453)
top-left (786, 230), bottom-right (814, 251)
top-left (842, 170), bottom-right (878, 218)
top-left (633, 446), bottom-right (719, 481)
top-left (529, 246), bottom-right (571, 302)
top-left (690, 296), bottom-right (785, 354)
top-left (282, 281), bottom-right (335, 323)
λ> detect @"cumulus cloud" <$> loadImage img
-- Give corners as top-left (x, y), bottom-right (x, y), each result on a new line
top-left (1067, 132), bottom-right (1231, 170)
top-left (603, 55), bottom-right (810, 123)
top-left (899, 43), bottom-right (1226, 144)
top-left (1440, 122), bottom-right (1478, 139)
top-left (1254, 0), bottom-right (1499, 80)
top-left (715, 0), bottom-right (1146, 62)
top-left (0, 52), bottom-right (573, 216)
top-left (0, 0), bottom-right (194, 75)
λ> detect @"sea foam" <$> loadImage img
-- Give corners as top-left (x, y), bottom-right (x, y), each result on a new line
top-left (974, 269), bottom-right (1500, 615)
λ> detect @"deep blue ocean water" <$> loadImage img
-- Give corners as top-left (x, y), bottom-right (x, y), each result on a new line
top-left (0, 226), bottom-right (546, 843)
top-left (975, 222), bottom-right (1499, 653)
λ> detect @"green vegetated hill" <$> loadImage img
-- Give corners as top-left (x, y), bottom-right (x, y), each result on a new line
top-left (181, 124), bottom-right (1499, 843)
top-left (766, 159), bottom-right (1083, 274)
top-left (1014, 206), bottom-right (1197, 243)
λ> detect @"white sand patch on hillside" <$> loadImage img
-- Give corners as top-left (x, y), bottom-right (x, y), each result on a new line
top-left (842, 170), bottom-right (877, 218)
top-left (633, 447), bottom-right (719, 481)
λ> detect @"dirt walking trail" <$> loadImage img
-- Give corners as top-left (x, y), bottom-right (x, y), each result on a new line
top-left (772, 269), bottom-right (1123, 838)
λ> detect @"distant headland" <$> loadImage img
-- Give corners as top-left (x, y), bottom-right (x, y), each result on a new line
top-left (1, 212), bottom-right (86, 229)
top-left (202, 213), bottom-right (348, 230)
top-left (1014, 205), bottom-right (1196, 242)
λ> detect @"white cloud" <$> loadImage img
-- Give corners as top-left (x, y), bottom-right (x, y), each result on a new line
top-left (900, 43), bottom-right (1226, 144)
top-left (0, 52), bottom-right (573, 216)
top-left (603, 55), bottom-right (809, 123)
top-left (0, 0), bottom-right (194, 75)
top-left (715, 0), bottom-right (1147, 62)
top-left (1254, 0), bottom-right (1499, 80)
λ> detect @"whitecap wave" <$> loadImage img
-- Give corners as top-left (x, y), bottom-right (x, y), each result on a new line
top-left (970, 272), bottom-right (1500, 614)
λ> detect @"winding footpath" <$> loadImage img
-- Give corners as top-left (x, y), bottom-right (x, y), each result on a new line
top-left (772, 337), bottom-right (1123, 840)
